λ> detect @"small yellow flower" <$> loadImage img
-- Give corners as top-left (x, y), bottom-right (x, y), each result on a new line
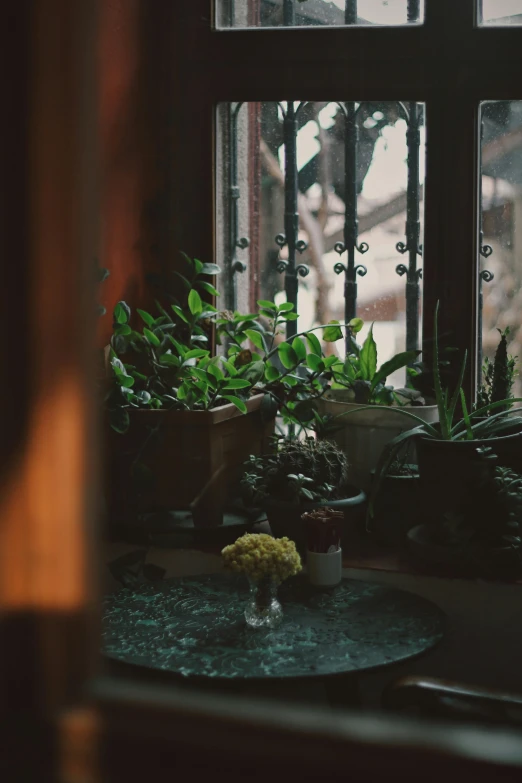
top-left (222, 533), bottom-right (301, 582)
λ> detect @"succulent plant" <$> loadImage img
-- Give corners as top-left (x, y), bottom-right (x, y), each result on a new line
top-left (477, 328), bottom-right (518, 414)
top-left (240, 437), bottom-right (349, 506)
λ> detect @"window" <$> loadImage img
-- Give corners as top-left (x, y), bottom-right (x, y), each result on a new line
top-left (480, 100), bottom-right (522, 396)
top-left (217, 0), bottom-right (424, 28)
top-left (480, 0), bottom-right (522, 25)
top-left (195, 0), bottom-right (522, 399)
top-left (217, 100), bottom-right (426, 385)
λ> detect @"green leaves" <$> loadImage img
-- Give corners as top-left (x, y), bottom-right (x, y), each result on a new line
top-left (278, 342), bottom-right (298, 369)
top-left (245, 329), bottom-right (266, 351)
top-left (222, 395), bottom-right (248, 414)
top-left (143, 328), bottom-right (161, 347)
top-left (113, 301), bottom-right (130, 325)
top-left (349, 317), bottom-right (364, 334)
top-left (292, 337), bottom-right (306, 362)
top-left (370, 350), bottom-right (420, 394)
top-left (257, 299), bottom-right (276, 311)
top-left (188, 289), bottom-right (203, 316)
top-left (265, 363), bottom-right (281, 382)
top-left (305, 332), bottom-right (321, 356)
top-left (222, 378), bottom-right (250, 390)
top-left (359, 325), bottom-right (378, 381)
top-left (196, 280), bottom-right (220, 297)
top-left (306, 353), bottom-right (324, 372)
top-left (137, 309), bottom-right (155, 327)
top-left (200, 263), bottom-right (221, 276)
top-left (171, 304), bottom-right (189, 324)
top-left (323, 320), bottom-right (343, 342)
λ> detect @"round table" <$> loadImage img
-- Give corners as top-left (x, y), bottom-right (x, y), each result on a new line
top-left (103, 575), bottom-right (444, 701)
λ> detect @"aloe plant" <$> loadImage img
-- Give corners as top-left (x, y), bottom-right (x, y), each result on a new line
top-left (362, 302), bottom-right (522, 518)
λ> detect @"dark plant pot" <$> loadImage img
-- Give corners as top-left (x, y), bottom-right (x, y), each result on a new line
top-left (407, 524), bottom-right (522, 578)
top-left (369, 467), bottom-right (420, 545)
top-left (105, 395), bottom-right (274, 528)
top-left (417, 432), bottom-right (522, 527)
top-left (265, 488), bottom-right (366, 555)
top-left (407, 524), bottom-right (468, 567)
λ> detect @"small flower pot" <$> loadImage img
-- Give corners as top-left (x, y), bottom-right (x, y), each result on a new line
top-left (265, 488), bottom-right (366, 555)
top-left (307, 548), bottom-right (342, 588)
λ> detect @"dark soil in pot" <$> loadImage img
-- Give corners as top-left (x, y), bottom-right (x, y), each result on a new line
top-left (417, 432), bottom-right (522, 527)
top-left (265, 487), bottom-right (366, 555)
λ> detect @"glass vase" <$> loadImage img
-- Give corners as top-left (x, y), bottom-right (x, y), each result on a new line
top-left (244, 575), bottom-right (283, 629)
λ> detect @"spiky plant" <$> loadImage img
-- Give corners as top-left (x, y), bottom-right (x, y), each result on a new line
top-left (477, 328), bottom-right (517, 414)
top-left (240, 438), bottom-right (349, 506)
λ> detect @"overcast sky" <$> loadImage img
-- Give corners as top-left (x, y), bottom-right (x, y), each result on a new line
top-left (327, 0), bottom-right (522, 24)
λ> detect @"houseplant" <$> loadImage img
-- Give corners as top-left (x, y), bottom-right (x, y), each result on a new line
top-left (407, 448), bottom-right (522, 576)
top-left (316, 317), bottom-right (438, 490)
top-left (104, 255), bottom-right (276, 525)
top-left (477, 327), bottom-right (518, 416)
top-left (240, 437), bottom-right (366, 552)
top-left (369, 454), bottom-right (420, 545)
top-left (368, 302), bottom-right (522, 531)
top-left (105, 258), bottom-right (349, 525)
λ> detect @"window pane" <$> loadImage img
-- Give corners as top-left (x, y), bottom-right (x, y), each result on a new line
top-left (480, 0), bottom-right (522, 25)
top-left (216, 101), bottom-right (426, 388)
top-left (216, 1), bottom-right (424, 28)
top-left (480, 101), bottom-right (522, 397)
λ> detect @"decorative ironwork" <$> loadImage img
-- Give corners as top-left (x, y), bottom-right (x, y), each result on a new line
top-left (407, 0), bottom-right (420, 24)
top-left (229, 95), bottom-right (427, 357)
top-left (272, 101), bottom-right (310, 338)
top-left (477, 118), bottom-right (495, 387)
top-left (227, 102), bottom-right (250, 310)
top-left (394, 100), bottom-right (423, 355)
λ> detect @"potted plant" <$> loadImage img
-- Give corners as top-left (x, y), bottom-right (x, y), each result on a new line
top-left (369, 453), bottom-right (420, 546)
top-left (303, 507), bottom-right (344, 588)
top-left (368, 303), bottom-right (522, 532)
top-left (104, 255), bottom-right (277, 525)
top-left (104, 260), bottom-right (349, 526)
top-left (315, 318), bottom-right (438, 490)
top-left (408, 449), bottom-right (522, 577)
top-left (240, 437), bottom-right (366, 553)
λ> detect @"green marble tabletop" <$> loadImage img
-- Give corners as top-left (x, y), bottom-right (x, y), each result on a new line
top-left (102, 574), bottom-right (444, 680)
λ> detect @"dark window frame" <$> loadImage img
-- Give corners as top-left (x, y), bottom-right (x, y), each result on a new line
top-left (175, 0), bottom-right (522, 397)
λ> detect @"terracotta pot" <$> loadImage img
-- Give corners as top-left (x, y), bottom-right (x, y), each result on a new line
top-left (104, 394), bottom-right (274, 526)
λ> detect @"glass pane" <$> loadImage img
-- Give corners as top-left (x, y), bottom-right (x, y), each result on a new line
top-left (216, 100), bottom-right (426, 389)
top-left (480, 101), bottom-right (522, 398)
top-left (480, 0), bottom-right (522, 25)
top-left (216, 1), bottom-right (424, 28)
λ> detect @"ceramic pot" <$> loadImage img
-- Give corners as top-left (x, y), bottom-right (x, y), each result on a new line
top-left (307, 548), bottom-right (342, 588)
top-left (317, 392), bottom-right (438, 491)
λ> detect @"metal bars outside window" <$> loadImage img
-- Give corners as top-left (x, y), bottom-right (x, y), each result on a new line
top-left (227, 100), bottom-right (425, 355)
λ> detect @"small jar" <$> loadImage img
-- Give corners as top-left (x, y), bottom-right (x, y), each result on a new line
top-left (307, 547), bottom-right (342, 588)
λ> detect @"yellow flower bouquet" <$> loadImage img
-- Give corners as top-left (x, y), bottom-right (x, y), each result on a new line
top-left (222, 533), bottom-right (301, 628)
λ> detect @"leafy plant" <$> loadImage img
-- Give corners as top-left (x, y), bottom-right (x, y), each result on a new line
top-left (322, 317), bottom-right (423, 406)
top-left (106, 255), bottom-right (258, 430)
top-left (240, 437), bottom-right (349, 506)
top-left (477, 328), bottom-right (518, 414)
top-left (216, 299), bottom-right (356, 430)
top-left (366, 302), bottom-right (522, 518)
